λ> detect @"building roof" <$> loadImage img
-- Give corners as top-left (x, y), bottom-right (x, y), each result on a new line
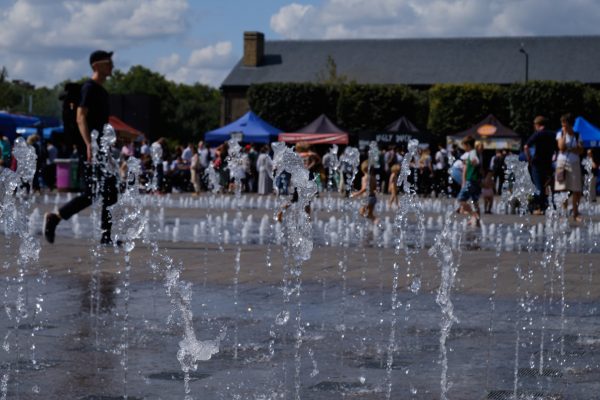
top-left (222, 35), bottom-right (600, 87)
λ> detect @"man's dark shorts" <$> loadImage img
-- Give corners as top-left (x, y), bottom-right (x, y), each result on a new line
top-left (457, 181), bottom-right (481, 202)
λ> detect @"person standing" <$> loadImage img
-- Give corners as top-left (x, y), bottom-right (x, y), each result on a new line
top-left (383, 145), bottom-right (396, 193)
top-left (524, 116), bottom-right (557, 214)
top-left (190, 144), bottom-right (202, 195)
top-left (198, 140), bottom-right (210, 168)
top-left (44, 50), bottom-right (118, 245)
top-left (43, 140), bottom-right (58, 190)
top-left (197, 140), bottom-right (210, 191)
top-left (139, 139), bottom-right (150, 156)
top-left (151, 137), bottom-right (166, 192)
top-left (417, 148), bottom-right (433, 196)
top-left (182, 142), bottom-right (194, 164)
top-left (433, 144), bottom-right (448, 197)
top-left (457, 135), bottom-right (481, 227)
top-left (555, 113), bottom-right (584, 222)
top-left (388, 163), bottom-right (400, 207)
top-left (27, 134), bottom-right (43, 193)
top-left (585, 149), bottom-right (597, 202)
top-left (246, 144), bottom-right (258, 193)
top-left (489, 150), bottom-right (505, 195)
top-left (481, 170), bottom-right (495, 214)
top-left (256, 145), bottom-right (273, 195)
top-left (351, 160), bottom-right (378, 222)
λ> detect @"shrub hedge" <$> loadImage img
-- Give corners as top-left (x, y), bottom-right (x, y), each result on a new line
top-left (507, 81), bottom-right (589, 137)
top-left (427, 84), bottom-right (509, 141)
top-left (247, 83), bottom-right (339, 132)
top-left (247, 81), bottom-right (600, 143)
top-left (336, 83), bottom-right (427, 133)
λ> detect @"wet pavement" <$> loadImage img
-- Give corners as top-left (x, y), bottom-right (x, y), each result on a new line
top-left (1, 194), bottom-right (599, 399)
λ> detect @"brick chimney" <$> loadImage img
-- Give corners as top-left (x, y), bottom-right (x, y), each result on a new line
top-left (243, 31), bottom-right (264, 67)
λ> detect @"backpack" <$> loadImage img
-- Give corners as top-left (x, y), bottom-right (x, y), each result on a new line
top-left (59, 82), bottom-right (83, 149)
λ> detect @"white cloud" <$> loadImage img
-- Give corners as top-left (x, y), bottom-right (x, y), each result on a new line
top-left (157, 54), bottom-right (181, 72)
top-left (0, 0), bottom-right (189, 87)
top-left (1, 0), bottom-right (188, 50)
top-left (188, 41), bottom-right (233, 68)
top-left (6, 56), bottom-right (80, 89)
top-left (270, 3), bottom-right (317, 39)
top-left (155, 41), bottom-right (236, 87)
top-left (271, 0), bottom-right (600, 39)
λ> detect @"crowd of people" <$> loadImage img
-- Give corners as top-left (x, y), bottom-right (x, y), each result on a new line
top-left (4, 49), bottom-right (586, 248)
top-left (523, 114), bottom-right (598, 222)
top-left (0, 115), bottom-right (597, 248)
top-left (5, 114), bottom-right (598, 227)
top-left (104, 114), bottom-right (600, 227)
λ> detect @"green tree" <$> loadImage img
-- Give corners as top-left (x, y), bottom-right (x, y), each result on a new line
top-left (104, 66), bottom-right (221, 143)
top-left (106, 66), bottom-right (177, 139)
top-left (170, 83), bottom-right (221, 143)
top-left (0, 67), bottom-right (20, 111)
top-left (11, 85), bottom-right (62, 117)
top-left (315, 55), bottom-right (350, 85)
top-left (583, 87), bottom-right (600, 128)
top-left (0, 67), bottom-right (61, 117)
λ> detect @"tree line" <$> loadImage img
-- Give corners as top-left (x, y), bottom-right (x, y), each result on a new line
top-left (0, 65), bottom-right (221, 143)
top-left (5, 61), bottom-right (600, 145)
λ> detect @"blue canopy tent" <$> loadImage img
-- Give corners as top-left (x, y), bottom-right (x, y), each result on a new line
top-left (15, 125), bottom-right (64, 141)
top-left (43, 126), bottom-right (64, 140)
top-left (0, 112), bottom-right (41, 142)
top-left (205, 111), bottom-right (281, 144)
top-left (15, 127), bottom-right (38, 138)
top-left (574, 116), bottom-right (600, 147)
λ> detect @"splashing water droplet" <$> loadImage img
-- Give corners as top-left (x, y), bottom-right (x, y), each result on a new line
top-left (275, 311), bottom-right (290, 325)
top-left (410, 277), bottom-right (421, 294)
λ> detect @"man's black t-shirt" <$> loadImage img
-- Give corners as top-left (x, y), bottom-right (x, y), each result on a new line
top-left (525, 129), bottom-right (557, 168)
top-left (79, 79), bottom-right (109, 140)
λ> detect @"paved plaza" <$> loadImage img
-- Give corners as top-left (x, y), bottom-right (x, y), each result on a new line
top-left (1, 194), bottom-right (599, 399)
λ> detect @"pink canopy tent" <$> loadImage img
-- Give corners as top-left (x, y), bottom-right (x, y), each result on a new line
top-left (278, 114), bottom-right (349, 144)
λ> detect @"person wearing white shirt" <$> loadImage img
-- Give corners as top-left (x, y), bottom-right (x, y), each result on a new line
top-left (555, 113), bottom-right (583, 222)
top-left (256, 145), bottom-right (273, 195)
top-left (198, 141), bottom-right (210, 168)
top-left (433, 144), bottom-right (448, 196)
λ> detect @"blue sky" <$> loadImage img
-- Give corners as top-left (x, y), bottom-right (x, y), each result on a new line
top-left (2, 0), bottom-right (600, 89)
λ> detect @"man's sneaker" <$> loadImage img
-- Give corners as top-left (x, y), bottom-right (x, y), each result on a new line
top-left (100, 234), bottom-right (123, 247)
top-left (43, 213), bottom-right (60, 244)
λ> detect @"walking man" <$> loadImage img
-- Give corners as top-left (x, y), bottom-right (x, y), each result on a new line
top-left (524, 115), bottom-right (557, 214)
top-left (44, 50), bottom-right (119, 245)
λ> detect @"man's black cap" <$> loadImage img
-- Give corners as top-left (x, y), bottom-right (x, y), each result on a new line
top-left (89, 50), bottom-right (113, 66)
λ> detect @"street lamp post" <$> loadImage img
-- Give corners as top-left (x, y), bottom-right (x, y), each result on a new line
top-left (519, 45), bottom-right (529, 83)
